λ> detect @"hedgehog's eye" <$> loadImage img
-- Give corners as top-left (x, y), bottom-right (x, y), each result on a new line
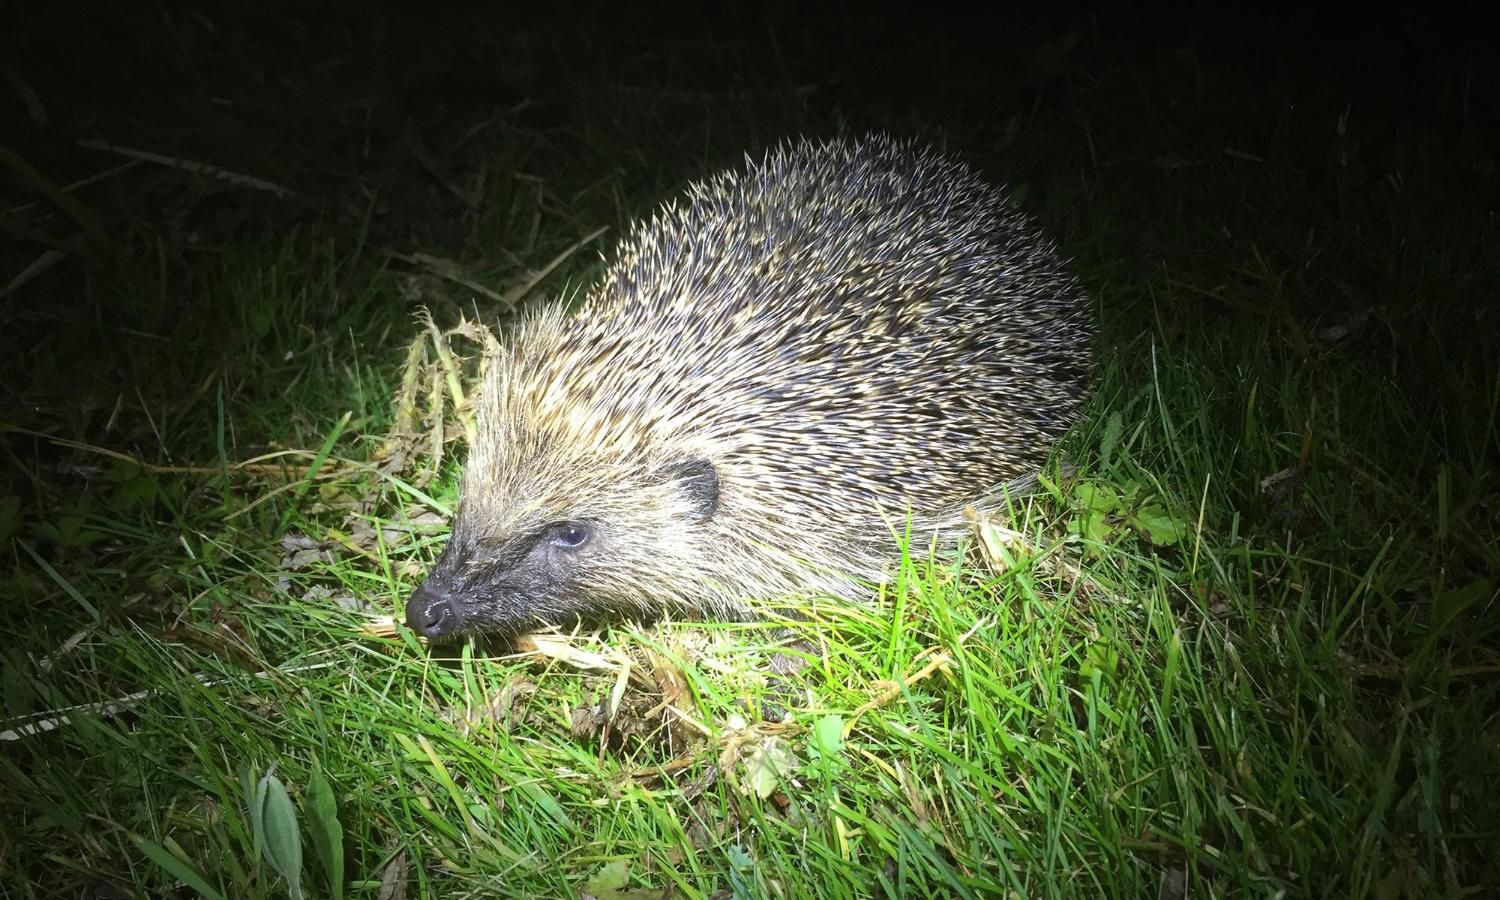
top-left (546, 521), bottom-right (592, 549)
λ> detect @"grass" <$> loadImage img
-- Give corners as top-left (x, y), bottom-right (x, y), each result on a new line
top-left (3, 6), bottom-right (1498, 897)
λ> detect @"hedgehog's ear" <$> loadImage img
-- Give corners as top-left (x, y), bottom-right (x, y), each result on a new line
top-left (660, 457), bottom-right (720, 523)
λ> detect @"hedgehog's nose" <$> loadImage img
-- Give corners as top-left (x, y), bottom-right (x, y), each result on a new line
top-left (406, 582), bottom-right (459, 639)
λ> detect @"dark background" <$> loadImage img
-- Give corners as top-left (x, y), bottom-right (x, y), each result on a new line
top-left (6, 3), bottom-right (1495, 266)
top-left (5, 1), bottom-right (1495, 472)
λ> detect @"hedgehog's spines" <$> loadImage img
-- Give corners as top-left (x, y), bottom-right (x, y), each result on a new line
top-left (410, 132), bottom-right (1091, 639)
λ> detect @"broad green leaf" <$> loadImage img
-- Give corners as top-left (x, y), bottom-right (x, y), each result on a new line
top-left (306, 764), bottom-right (344, 900)
top-left (586, 859), bottom-right (631, 894)
top-left (257, 771), bottom-right (305, 899)
top-left (811, 714), bottom-right (844, 760)
top-left (740, 738), bottom-right (795, 799)
top-left (1133, 504), bottom-right (1188, 545)
top-left (1075, 482), bottom-right (1122, 514)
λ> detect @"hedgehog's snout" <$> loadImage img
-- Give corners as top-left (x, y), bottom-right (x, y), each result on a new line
top-left (406, 579), bottom-right (461, 639)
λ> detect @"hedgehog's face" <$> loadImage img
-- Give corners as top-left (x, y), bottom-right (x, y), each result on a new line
top-left (404, 455), bottom-right (721, 640)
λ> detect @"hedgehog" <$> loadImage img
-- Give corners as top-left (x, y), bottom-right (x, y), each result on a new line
top-left (405, 134), bottom-right (1092, 639)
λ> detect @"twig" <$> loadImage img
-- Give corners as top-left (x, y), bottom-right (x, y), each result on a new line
top-left (1, 249), bottom-right (66, 298)
top-left (390, 224), bottom-right (606, 311)
top-left (0, 425), bottom-right (318, 478)
top-left (842, 646), bottom-right (956, 738)
top-left (0, 661), bottom-right (336, 741)
top-left (77, 139), bottom-right (299, 199)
